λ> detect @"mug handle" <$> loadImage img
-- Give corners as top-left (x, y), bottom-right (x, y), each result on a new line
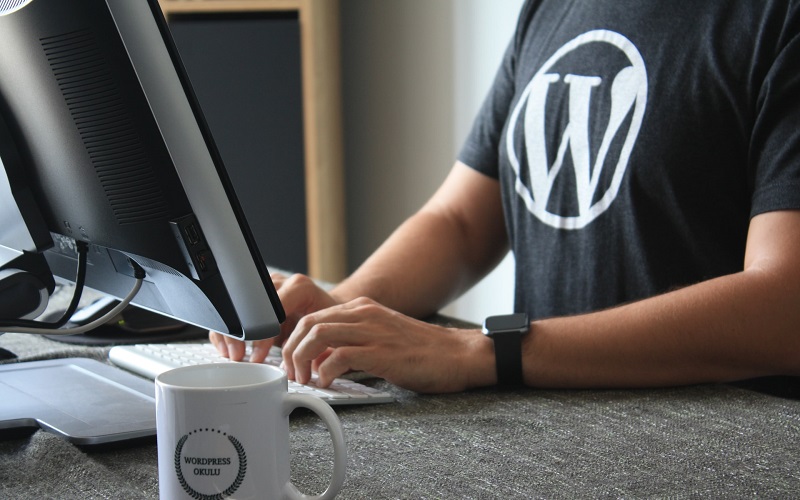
top-left (282, 394), bottom-right (347, 500)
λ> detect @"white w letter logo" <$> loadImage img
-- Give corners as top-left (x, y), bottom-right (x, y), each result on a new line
top-left (506, 30), bottom-right (648, 230)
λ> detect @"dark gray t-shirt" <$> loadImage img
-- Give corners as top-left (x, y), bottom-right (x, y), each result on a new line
top-left (459, 0), bottom-right (800, 319)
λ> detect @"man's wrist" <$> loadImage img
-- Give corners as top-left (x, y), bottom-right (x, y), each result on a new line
top-left (455, 328), bottom-right (497, 390)
top-left (464, 329), bottom-right (499, 389)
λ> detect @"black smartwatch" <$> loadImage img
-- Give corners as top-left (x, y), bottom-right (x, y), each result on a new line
top-left (482, 313), bottom-right (529, 386)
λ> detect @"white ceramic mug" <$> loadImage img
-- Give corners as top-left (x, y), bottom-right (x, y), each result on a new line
top-left (155, 362), bottom-right (346, 499)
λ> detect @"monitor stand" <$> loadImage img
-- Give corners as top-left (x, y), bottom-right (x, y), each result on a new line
top-left (43, 296), bottom-right (207, 346)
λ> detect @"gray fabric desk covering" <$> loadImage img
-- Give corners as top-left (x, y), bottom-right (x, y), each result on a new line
top-left (1, 331), bottom-right (799, 499)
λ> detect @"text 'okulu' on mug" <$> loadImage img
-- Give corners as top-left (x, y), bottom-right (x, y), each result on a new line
top-left (156, 362), bottom-right (346, 499)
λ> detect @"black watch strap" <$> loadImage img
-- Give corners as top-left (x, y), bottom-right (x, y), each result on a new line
top-left (482, 313), bottom-right (529, 386)
top-left (491, 332), bottom-right (524, 385)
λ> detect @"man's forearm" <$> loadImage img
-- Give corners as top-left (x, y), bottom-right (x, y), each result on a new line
top-left (522, 268), bottom-right (800, 388)
top-left (332, 209), bottom-right (501, 318)
top-left (332, 162), bottom-right (508, 318)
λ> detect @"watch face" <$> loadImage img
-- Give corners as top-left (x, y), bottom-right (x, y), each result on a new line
top-left (484, 313), bottom-right (528, 333)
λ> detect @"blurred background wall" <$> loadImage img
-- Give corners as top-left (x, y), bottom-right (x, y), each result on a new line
top-left (340, 0), bottom-right (524, 322)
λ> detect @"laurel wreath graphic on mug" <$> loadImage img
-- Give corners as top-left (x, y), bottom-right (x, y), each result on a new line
top-left (173, 429), bottom-right (247, 500)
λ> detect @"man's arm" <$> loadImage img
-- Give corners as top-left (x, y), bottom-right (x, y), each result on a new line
top-left (212, 161), bottom-right (508, 361)
top-left (521, 209), bottom-right (800, 387)
top-left (282, 209), bottom-right (800, 392)
top-left (331, 161), bottom-right (509, 317)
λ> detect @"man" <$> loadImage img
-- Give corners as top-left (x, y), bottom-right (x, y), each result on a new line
top-left (212, 0), bottom-right (800, 393)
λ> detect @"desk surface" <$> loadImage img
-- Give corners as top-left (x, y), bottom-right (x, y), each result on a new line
top-left (1, 331), bottom-right (799, 499)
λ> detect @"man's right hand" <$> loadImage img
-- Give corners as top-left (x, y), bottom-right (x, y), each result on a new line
top-left (209, 271), bottom-right (341, 363)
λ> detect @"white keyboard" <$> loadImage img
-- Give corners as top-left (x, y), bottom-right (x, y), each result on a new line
top-left (109, 343), bottom-right (394, 405)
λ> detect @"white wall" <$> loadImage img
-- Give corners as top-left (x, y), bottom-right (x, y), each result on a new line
top-left (340, 0), bottom-right (524, 323)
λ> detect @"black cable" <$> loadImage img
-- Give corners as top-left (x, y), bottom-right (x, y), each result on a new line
top-left (46, 241), bottom-right (89, 328)
top-left (0, 241), bottom-right (89, 329)
top-left (0, 273), bottom-right (145, 335)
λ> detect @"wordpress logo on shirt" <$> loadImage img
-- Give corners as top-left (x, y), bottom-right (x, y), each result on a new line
top-left (506, 30), bottom-right (648, 230)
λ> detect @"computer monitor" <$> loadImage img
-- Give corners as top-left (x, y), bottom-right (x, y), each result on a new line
top-left (0, 0), bottom-right (285, 340)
